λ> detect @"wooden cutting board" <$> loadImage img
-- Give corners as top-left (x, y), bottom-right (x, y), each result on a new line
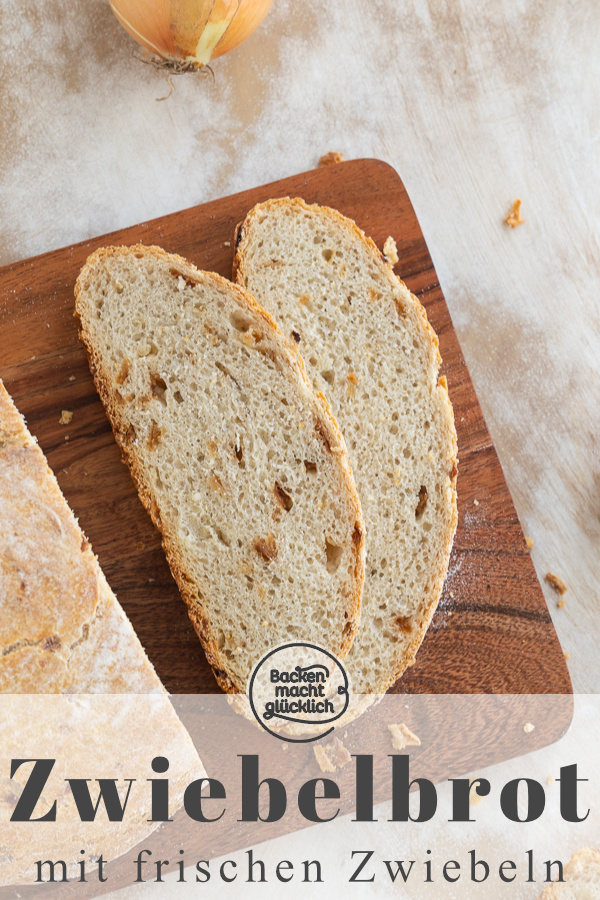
top-left (0, 158), bottom-right (571, 698)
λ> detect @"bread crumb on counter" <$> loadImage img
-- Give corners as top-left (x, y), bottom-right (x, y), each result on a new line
top-left (59, 410), bottom-right (73, 425)
top-left (388, 723), bottom-right (421, 751)
top-left (383, 236), bottom-right (399, 265)
top-left (557, 599), bottom-right (567, 609)
top-left (525, 535), bottom-right (535, 550)
top-left (469, 778), bottom-right (485, 806)
top-left (313, 737), bottom-right (351, 772)
top-left (545, 572), bottom-right (568, 595)
top-left (505, 198), bottom-right (525, 227)
top-left (524, 722), bottom-right (535, 734)
top-left (319, 151), bottom-right (344, 166)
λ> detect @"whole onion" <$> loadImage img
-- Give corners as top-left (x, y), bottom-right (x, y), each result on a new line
top-left (110, 0), bottom-right (274, 70)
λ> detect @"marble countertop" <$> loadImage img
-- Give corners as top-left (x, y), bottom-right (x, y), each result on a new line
top-left (1, 0), bottom-right (598, 692)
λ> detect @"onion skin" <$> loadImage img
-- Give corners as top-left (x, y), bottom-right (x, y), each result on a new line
top-left (109, 0), bottom-right (274, 68)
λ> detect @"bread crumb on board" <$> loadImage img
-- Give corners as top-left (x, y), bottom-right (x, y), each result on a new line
top-left (557, 599), bottom-right (567, 609)
top-left (313, 737), bottom-right (351, 772)
top-left (382, 236), bottom-right (399, 265)
top-left (524, 722), bottom-right (535, 734)
top-left (59, 410), bottom-right (73, 425)
top-left (319, 151), bottom-right (344, 167)
top-left (545, 572), bottom-right (568, 595)
top-left (388, 723), bottom-right (421, 751)
top-left (505, 198), bottom-right (525, 227)
top-left (525, 535), bottom-right (535, 550)
top-left (547, 774), bottom-right (555, 785)
top-left (564, 651), bottom-right (570, 660)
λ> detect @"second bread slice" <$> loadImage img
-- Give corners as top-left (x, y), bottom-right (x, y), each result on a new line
top-left (75, 245), bottom-right (365, 693)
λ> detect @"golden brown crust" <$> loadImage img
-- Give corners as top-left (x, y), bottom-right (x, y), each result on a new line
top-left (234, 199), bottom-right (458, 695)
top-left (0, 380), bottom-right (170, 693)
top-left (75, 244), bottom-right (365, 693)
top-left (539, 848), bottom-right (600, 897)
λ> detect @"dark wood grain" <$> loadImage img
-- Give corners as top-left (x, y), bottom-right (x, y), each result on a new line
top-left (0, 158), bottom-right (571, 697)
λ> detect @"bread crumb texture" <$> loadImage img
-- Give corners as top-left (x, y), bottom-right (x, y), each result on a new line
top-left (388, 722), bottom-right (421, 750)
top-left (75, 245), bottom-right (365, 693)
top-left (545, 572), bottom-right (568, 595)
top-left (235, 199), bottom-right (458, 695)
top-left (539, 848), bottom-right (600, 898)
top-left (58, 410), bottom-right (73, 425)
top-left (319, 151), bottom-right (344, 167)
top-left (505, 198), bottom-right (525, 227)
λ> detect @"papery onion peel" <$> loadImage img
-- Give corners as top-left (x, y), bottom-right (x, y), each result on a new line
top-left (109, 0), bottom-right (274, 70)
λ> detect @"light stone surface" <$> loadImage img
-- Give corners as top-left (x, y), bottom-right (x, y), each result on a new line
top-left (1, 0), bottom-right (599, 697)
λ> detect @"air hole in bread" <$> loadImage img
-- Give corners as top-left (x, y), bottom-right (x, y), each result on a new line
top-left (396, 616), bottom-right (414, 634)
top-left (322, 248), bottom-right (334, 263)
top-left (274, 482), bottom-right (293, 511)
top-left (230, 310), bottom-right (252, 332)
top-left (173, 390), bottom-right (183, 404)
top-left (415, 486), bottom-right (428, 519)
top-left (304, 460), bottom-right (317, 474)
top-left (325, 539), bottom-right (343, 573)
top-left (150, 374), bottom-right (168, 406)
top-left (321, 369), bottom-right (335, 386)
top-left (216, 527), bottom-right (231, 548)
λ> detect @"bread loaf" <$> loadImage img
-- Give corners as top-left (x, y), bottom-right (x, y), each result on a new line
top-left (75, 245), bottom-right (365, 693)
top-left (0, 380), bottom-right (205, 883)
top-left (540, 849), bottom-right (600, 898)
top-left (234, 198), bottom-right (458, 694)
top-left (0, 380), bottom-right (167, 693)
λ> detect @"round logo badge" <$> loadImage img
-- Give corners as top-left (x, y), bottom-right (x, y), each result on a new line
top-left (248, 642), bottom-right (350, 743)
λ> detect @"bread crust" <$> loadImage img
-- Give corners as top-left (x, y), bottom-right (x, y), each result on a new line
top-left (540, 848), bottom-right (600, 897)
top-left (234, 198), bottom-right (458, 694)
top-left (75, 244), bottom-right (366, 693)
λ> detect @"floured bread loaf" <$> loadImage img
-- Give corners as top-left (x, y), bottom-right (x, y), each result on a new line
top-left (75, 245), bottom-right (365, 693)
top-left (0, 380), bottom-right (167, 693)
top-left (540, 849), bottom-right (600, 898)
top-left (234, 198), bottom-right (458, 694)
top-left (0, 381), bottom-right (205, 884)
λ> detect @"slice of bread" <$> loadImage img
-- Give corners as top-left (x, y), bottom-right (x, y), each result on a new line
top-left (540, 849), bottom-right (600, 898)
top-left (234, 198), bottom-right (458, 694)
top-left (75, 245), bottom-right (365, 694)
